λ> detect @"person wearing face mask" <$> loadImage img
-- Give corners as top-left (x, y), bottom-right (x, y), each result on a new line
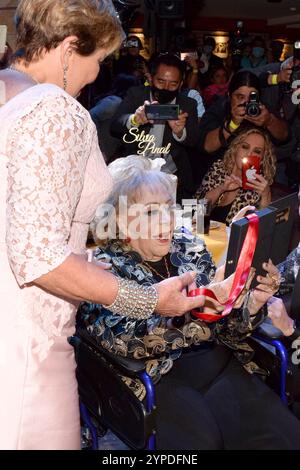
top-left (110, 53), bottom-right (199, 202)
top-left (241, 36), bottom-right (267, 70)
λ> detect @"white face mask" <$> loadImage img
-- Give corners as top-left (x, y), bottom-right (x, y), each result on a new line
top-left (203, 45), bottom-right (214, 55)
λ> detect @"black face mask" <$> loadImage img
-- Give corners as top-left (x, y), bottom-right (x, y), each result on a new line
top-left (151, 86), bottom-right (179, 104)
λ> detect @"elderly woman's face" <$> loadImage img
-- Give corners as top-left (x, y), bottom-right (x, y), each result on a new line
top-left (235, 133), bottom-right (265, 171)
top-left (123, 185), bottom-right (175, 261)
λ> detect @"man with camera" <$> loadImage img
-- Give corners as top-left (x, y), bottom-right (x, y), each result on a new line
top-left (110, 53), bottom-right (199, 201)
top-left (197, 70), bottom-right (289, 167)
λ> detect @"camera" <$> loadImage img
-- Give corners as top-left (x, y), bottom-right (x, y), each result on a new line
top-left (245, 91), bottom-right (261, 118)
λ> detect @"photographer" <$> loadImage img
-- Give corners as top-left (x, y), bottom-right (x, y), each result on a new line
top-left (110, 53), bottom-right (199, 201)
top-left (252, 42), bottom-right (300, 185)
top-left (198, 70), bottom-right (289, 164)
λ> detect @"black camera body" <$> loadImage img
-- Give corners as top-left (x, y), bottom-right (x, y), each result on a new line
top-left (245, 91), bottom-right (261, 118)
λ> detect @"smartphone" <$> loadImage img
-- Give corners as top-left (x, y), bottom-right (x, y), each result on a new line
top-left (180, 51), bottom-right (198, 61)
top-left (145, 104), bottom-right (179, 121)
top-left (242, 155), bottom-right (260, 190)
top-left (0, 25), bottom-right (7, 54)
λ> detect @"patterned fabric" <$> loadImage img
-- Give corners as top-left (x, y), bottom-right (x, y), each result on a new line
top-left (195, 159), bottom-right (261, 225)
top-left (77, 230), bottom-right (265, 391)
top-left (278, 243), bottom-right (300, 295)
top-left (78, 232), bottom-right (215, 385)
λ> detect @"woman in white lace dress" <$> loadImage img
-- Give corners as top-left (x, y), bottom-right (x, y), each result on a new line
top-left (0, 1), bottom-right (207, 450)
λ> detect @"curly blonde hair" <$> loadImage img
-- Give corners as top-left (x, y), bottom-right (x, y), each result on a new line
top-left (14, 0), bottom-right (124, 63)
top-left (223, 128), bottom-right (276, 184)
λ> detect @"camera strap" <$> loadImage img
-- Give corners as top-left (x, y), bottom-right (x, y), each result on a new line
top-left (189, 213), bottom-right (259, 322)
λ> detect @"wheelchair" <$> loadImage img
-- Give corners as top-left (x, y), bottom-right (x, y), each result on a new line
top-left (247, 278), bottom-right (300, 410)
top-left (69, 312), bottom-right (299, 451)
top-left (69, 329), bottom-right (156, 450)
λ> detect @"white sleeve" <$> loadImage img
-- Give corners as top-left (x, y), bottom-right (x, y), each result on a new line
top-left (188, 89), bottom-right (205, 118)
top-left (6, 94), bottom-right (91, 286)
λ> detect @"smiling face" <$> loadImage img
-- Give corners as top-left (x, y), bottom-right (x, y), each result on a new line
top-left (121, 185), bottom-right (176, 261)
top-left (235, 132), bottom-right (265, 171)
top-left (152, 64), bottom-right (182, 91)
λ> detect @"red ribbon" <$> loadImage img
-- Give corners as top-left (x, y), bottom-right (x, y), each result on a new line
top-left (189, 213), bottom-right (259, 323)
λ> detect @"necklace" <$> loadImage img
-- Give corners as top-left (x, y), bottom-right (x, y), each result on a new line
top-left (8, 65), bottom-right (40, 84)
top-left (143, 256), bottom-right (171, 280)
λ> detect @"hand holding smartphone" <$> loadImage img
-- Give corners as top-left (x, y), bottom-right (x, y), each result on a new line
top-left (0, 25), bottom-right (7, 55)
top-left (242, 155), bottom-right (260, 190)
top-left (180, 51), bottom-right (198, 61)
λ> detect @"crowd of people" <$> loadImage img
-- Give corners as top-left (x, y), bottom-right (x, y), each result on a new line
top-left (0, 0), bottom-right (300, 451)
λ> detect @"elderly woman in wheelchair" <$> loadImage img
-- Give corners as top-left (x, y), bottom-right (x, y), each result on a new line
top-left (76, 155), bottom-right (300, 450)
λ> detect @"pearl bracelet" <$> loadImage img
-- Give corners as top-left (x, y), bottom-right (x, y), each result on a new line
top-left (104, 277), bottom-right (158, 320)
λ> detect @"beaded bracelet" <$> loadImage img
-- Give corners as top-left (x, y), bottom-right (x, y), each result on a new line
top-left (104, 277), bottom-right (158, 320)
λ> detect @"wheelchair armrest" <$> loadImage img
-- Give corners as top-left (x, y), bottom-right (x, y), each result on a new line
top-left (69, 330), bottom-right (147, 377)
top-left (255, 317), bottom-right (284, 340)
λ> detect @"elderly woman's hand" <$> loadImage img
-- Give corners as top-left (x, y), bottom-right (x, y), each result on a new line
top-left (230, 205), bottom-right (256, 225)
top-left (155, 272), bottom-right (205, 317)
top-left (247, 259), bottom-right (280, 315)
top-left (267, 296), bottom-right (295, 336)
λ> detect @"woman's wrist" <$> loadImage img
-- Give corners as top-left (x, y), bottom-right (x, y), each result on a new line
top-left (224, 119), bottom-right (240, 135)
top-left (130, 114), bottom-right (140, 127)
top-left (259, 187), bottom-right (271, 206)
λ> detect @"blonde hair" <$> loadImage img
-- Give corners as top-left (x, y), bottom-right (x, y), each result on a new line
top-left (91, 155), bottom-right (177, 245)
top-left (223, 128), bottom-right (276, 184)
top-left (14, 0), bottom-right (124, 63)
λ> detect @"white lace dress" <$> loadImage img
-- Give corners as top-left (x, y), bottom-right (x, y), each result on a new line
top-left (0, 84), bottom-right (112, 449)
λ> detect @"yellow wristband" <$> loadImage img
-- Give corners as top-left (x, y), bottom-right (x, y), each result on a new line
top-left (229, 119), bottom-right (240, 131)
top-left (271, 74), bottom-right (278, 85)
top-left (192, 68), bottom-right (198, 74)
top-left (130, 114), bottom-right (139, 127)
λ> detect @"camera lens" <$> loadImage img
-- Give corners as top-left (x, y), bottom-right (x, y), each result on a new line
top-left (246, 103), bottom-right (261, 117)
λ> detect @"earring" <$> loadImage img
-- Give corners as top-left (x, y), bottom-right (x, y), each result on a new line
top-left (63, 64), bottom-right (68, 91)
top-left (125, 237), bottom-right (131, 244)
